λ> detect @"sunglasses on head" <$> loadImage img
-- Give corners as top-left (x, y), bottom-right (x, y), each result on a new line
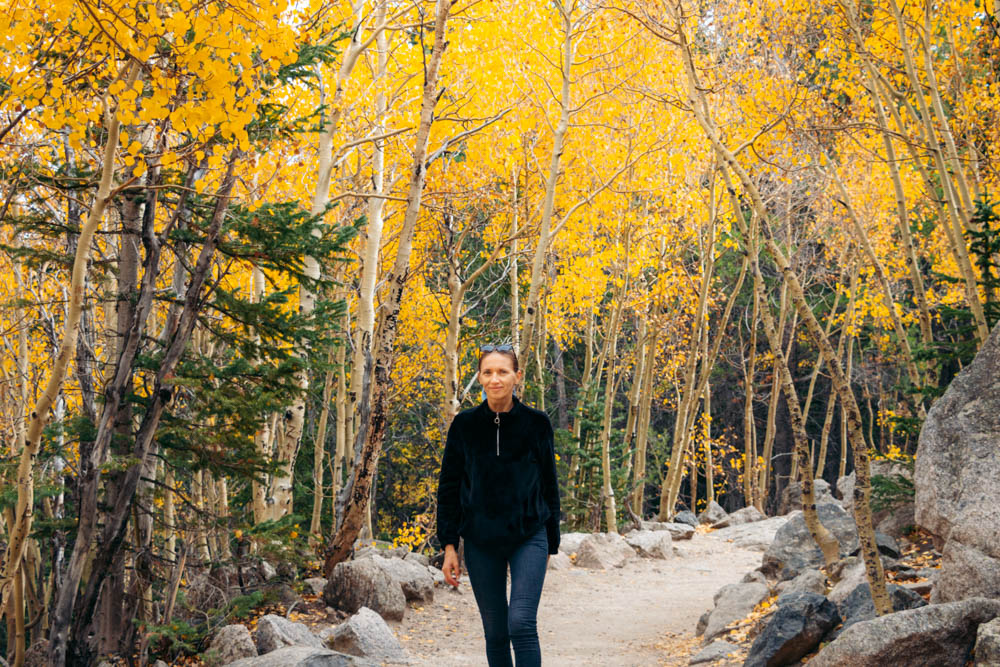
top-left (480, 344), bottom-right (514, 353)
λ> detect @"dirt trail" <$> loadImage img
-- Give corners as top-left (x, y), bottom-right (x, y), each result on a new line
top-left (396, 531), bottom-right (763, 666)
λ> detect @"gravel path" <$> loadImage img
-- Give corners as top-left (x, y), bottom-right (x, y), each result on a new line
top-left (396, 528), bottom-right (773, 666)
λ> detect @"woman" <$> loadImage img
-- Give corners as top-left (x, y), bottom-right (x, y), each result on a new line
top-left (436, 344), bottom-right (561, 667)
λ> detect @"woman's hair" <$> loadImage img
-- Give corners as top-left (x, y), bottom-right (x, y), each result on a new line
top-left (477, 344), bottom-right (519, 372)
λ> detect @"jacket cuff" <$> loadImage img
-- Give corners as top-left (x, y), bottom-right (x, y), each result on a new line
top-left (545, 519), bottom-right (560, 555)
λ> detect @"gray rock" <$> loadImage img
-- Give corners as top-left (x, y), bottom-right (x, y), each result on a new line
top-left (695, 610), bottom-right (711, 636)
top-left (640, 521), bottom-right (695, 540)
top-left (779, 478), bottom-right (839, 514)
top-left (713, 515), bottom-right (789, 552)
top-left (255, 615), bottom-right (324, 655)
top-left (402, 551), bottom-right (429, 568)
top-left (975, 617), bottom-right (1000, 666)
top-left (849, 531), bottom-right (901, 560)
top-left (810, 597), bottom-right (1000, 667)
top-left (702, 582), bottom-right (770, 640)
top-left (558, 532), bottom-right (588, 555)
top-left (832, 583), bottom-right (927, 638)
top-left (258, 561), bottom-right (278, 581)
top-left (689, 640), bottom-right (739, 664)
top-left (323, 559), bottom-right (407, 622)
top-left (574, 532), bottom-right (635, 569)
top-left (741, 570), bottom-right (769, 586)
top-left (698, 501), bottom-right (728, 525)
top-left (326, 607), bottom-right (411, 664)
top-left (775, 568), bottom-right (827, 597)
top-left (426, 565), bottom-right (446, 586)
top-left (226, 646), bottom-right (374, 666)
top-left (761, 503), bottom-right (861, 581)
top-left (304, 577), bottom-right (329, 596)
top-left (209, 624), bottom-right (258, 664)
top-left (875, 501), bottom-right (916, 540)
top-left (711, 505), bottom-right (765, 529)
top-left (836, 472), bottom-right (855, 510)
top-left (623, 530), bottom-right (673, 559)
top-left (547, 552), bottom-right (572, 570)
top-left (674, 510), bottom-right (699, 527)
top-left (745, 592), bottom-right (840, 667)
top-left (933, 538), bottom-right (1000, 604)
top-left (915, 322), bottom-right (1000, 602)
top-left (364, 555), bottom-right (434, 603)
top-left (828, 558), bottom-right (867, 605)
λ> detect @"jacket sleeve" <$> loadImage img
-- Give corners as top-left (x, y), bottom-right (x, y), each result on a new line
top-left (539, 417), bottom-right (561, 554)
top-left (436, 418), bottom-right (464, 550)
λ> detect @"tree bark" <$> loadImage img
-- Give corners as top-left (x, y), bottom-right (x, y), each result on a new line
top-left (323, 0), bottom-right (455, 574)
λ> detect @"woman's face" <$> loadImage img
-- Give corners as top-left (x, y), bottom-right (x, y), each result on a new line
top-left (478, 352), bottom-right (522, 403)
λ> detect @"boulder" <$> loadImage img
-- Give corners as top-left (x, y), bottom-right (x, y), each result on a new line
top-left (975, 617), bottom-right (1000, 666)
top-left (640, 521), bottom-right (695, 540)
top-left (702, 581), bottom-right (770, 641)
top-left (711, 505), bottom-right (765, 529)
top-left (827, 558), bottom-right (867, 605)
top-left (778, 478), bottom-right (839, 515)
top-left (874, 501), bottom-right (916, 540)
top-left (325, 607), bottom-right (411, 664)
top-left (836, 472), bottom-right (855, 510)
top-left (226, 646), bottom-right (374, 666)
top-left (775, 568), bottom-right (827, 597)
top-left (426, 565), bottom-right (446, 587)
top-left (714, 515), bottom-right (789, 552)
top-left (255, 615), bottom-right (324, 655)
top-left (915, 323), bottom-right (1000, 602)
top-left (558, 532), bottom-right (588, 556)
top-left (833, 583), bottom-right (927, 638)
top-left (809, 597), bottom-right (1000, 667)
top-left (623, 530), bottom-right (673, 559)
top-left (933, 538), bottom-right (1000, 604)
top-left (258, 561), bottom-right (278, 581)
top-left (323, 559), bottom-right (407, 622)
top-left (574, 533), bottom-right (635, 569)
top-left (363, 555), bottom-right (434, 603)
top-left (209, 624), bottom-right (258, 664)
top-left (402, 551), bottom-right (429, 568)
top-left (304, 577), bottom-right (329, 596)
top-left (744, 592), bottom-right (841, 667)
top-left (849, 532), bottom-right (901, 560)
top-left (547, 552), bottom-right (572, 570)
top-left (762, 503), bottom-right (875, 581)
top-left (741, 570), bottom-right (769, 586)
top-left (689, 640), bottom-right (739, 664)
top-left (674, 510), bottom-right (699, 527)
top-left (698, 501), bottom-right (728, 525)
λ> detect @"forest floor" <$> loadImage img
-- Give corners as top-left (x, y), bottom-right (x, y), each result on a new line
top-left (395, 529), bottom-right (762, 666)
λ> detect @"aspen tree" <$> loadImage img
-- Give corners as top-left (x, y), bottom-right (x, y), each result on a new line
top-left (670, 20), bottom-right (893, 615)
top-left (743, 205), bottom-right (841, 571)
top-left (324, 0), bottom-right (457, 573)
top-left (0, 59), bottom-right (140, 632)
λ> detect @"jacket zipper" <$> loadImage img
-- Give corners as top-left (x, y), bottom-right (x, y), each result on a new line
top-left (494, 412), bottom-right (500, 456)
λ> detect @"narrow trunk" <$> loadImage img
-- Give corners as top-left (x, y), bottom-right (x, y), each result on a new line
top-left (324, 0), bottom-right (455, 573)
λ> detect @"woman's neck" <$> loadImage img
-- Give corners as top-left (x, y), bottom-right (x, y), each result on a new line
top-left (487, 395), bottom-right (514, 413)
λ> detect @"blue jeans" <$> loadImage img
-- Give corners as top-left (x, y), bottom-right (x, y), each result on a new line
top-left (463, 526), bottom-right (548, 666)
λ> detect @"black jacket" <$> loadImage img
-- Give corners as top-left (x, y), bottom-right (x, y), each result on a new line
top-left (436, 397), bottom-right (561, 554)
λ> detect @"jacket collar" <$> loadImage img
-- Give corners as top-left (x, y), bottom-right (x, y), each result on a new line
top-left (477, 395), bottom-right (523, 418)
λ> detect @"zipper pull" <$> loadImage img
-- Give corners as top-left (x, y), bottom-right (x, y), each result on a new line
top-left (495, 413), bottom-right (500, 456)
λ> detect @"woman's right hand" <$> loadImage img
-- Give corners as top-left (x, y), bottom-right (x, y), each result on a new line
top-left (442, 545), bottom-right (461, 587)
